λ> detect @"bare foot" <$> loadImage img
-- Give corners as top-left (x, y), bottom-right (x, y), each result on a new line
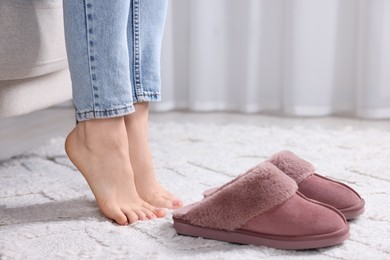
top-left (124, 103), bottom-right (183, 209)
top-left (65, 116), bottom-right (165, 225)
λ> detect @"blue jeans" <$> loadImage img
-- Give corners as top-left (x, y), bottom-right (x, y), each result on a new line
top-left (63, 0), bottom-right (168, 121)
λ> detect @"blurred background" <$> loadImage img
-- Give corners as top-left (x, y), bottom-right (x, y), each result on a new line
top-left (1, 2), bottom-right (390, 257)
top-left (156, 0), bottom-right (390, 118)
top-left (0, 0), bottom-right (390, 160)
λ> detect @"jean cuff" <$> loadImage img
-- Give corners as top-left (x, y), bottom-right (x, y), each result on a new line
top-left (133, 91), bottom-right (161, 103)
top-left (76, 103), bottom-right (135, 122)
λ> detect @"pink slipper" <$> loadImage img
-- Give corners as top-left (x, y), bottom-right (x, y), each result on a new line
top-left (173, 162), bottom-right (349, 250)
top-left (204, 151), bottom-right (365, 220)
top-left (268, 151), bottom-right (365, 220)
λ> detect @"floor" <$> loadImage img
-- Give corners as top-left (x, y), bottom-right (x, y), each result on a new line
top-left (1, 103), bottom-right (390, 259)
top-left (1, 101), bottom-right (389, 161)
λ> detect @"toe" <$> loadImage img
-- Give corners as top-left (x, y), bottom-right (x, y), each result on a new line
top-left (161, 192), bottom-right (183, 209)
top-left (142, 208), bottom-right (156, 219)
top-left (152, 197), bottom-right (175, 209)
top-left (172, 199), bottom-right (183, 208)
top-left (134, 209), bottom-right (147, 221)
top-left (105, 208), bottom-right (128, 225)
top-left (142, 201), bottom-right (165, 218)
top-left (123, 210), bottom-right (139, 224)
top-left (154, 208), bottom-right (166, 218)
top-left (162, 198), bottom-right (182, 209)
top-left (147, 213), bottom-right (157, 219)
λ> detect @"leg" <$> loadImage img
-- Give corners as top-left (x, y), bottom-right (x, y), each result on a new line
top-left (124, 0), bottom-right (182, 209)
top-left (63, 0), bottom-right (165, 224)
top-left (124, 103), bottom-right (182, 209)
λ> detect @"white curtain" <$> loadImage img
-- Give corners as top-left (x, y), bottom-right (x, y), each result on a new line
top-left (155, 0), bottom-right (390, 119)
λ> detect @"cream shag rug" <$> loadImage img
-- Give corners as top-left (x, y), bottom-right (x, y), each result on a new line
top-left (0, 122), bottom-right (389, 259)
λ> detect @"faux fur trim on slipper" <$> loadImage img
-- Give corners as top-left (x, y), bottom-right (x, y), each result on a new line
top-left (174, 162), bottom-right (297, 231)
top-left (268, 151), bottom-right (315, 184)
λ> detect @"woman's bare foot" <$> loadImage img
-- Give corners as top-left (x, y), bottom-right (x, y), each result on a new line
top-left (124, 103), bottom-right (183, 209)
top-left (65, 116), bottom-right (165, 225)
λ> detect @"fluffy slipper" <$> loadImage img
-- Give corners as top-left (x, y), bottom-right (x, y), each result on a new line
top-left (268, 151), bottom-right (365, 219)
top-left (174, 162), bottom-right (349, 250)
top-left (204, 151), bottom-right (365, 220)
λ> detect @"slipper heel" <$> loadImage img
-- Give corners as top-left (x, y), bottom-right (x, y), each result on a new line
top-left (269, 151), bottom-right (365, 219)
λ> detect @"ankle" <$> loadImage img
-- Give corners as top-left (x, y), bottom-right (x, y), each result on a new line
top-left (75, 117), bottom-right (128, 150)
top-left (124, 103), bottom-right (149, 127)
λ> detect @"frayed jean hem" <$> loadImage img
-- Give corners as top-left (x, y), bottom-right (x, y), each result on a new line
top-left (133, 92), bottom-right (161, 103)
top-left (75, 104), bottom-right (136, 122)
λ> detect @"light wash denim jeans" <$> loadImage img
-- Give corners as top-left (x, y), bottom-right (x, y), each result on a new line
top-left (63, 0), bottom-right (168, 121)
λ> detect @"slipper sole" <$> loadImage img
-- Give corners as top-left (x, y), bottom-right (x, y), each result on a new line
top-left (173, 218), bottom-right (350, 250)
top-left (339, 198), bottom-right (365, 220)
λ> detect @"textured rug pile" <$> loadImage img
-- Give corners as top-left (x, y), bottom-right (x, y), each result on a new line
top-left (1, 122), bottom-right (389, 259)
